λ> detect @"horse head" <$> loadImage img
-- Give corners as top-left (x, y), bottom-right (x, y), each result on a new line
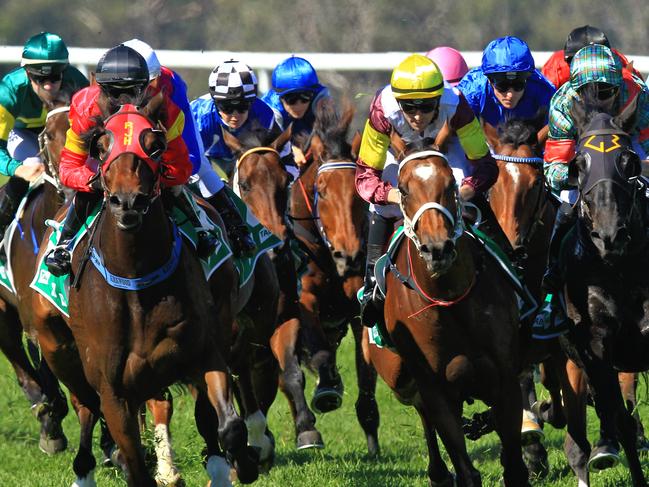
top-left (40, 94), bottom-right (73, 197)
top-left (397, 136), bottom-right (463, 276)
top-left (486, 115), bottom-right (548, 267)
top-left (571, 91), bottom-right (644, 262)
top-left (86, 92), bottom-right (168, 232)
top-left (224, 124), bottom-right (292, 239)
top-left (308, 101), bottom-right (366, 276)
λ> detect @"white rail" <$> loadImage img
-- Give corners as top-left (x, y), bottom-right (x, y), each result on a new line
top-left (1, 46), bottom-right (648, 92)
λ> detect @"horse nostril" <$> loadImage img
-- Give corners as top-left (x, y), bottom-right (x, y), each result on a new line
top-left (420, 244), bottom-right (430, 254)
top-left (332, 250), bottom-right (344, 260)
top-left (591, 231), bottom-right (601, 241)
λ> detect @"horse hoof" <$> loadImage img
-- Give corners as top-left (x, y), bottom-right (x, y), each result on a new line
top-left (429, 472), bottom-right (455, 487)
top-left (366, 435), bottom-right (380, 458)
top-left (71, 471), bottom-right (97, 487)
top-left (229, 446), bottom-right (259, 484)
top-left (588, 443), bottom-right (620, 472)
top-left (638, 436), bottom-right (649, 454)
top-left (296, 430), bottom-right (324, 450)
top-left (155, 471), bottom-right (184, 486)
top-left (39, 432), bottom-right (67, 455)
top-left (522, 441), bottom-right (549, 479)
top-left (311, 386), bottom-right (343, 414)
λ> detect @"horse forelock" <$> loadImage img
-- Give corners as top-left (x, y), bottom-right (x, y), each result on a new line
top-left (499, 118), bottom-right (538, 149)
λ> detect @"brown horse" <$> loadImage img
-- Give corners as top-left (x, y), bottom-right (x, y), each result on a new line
top-left (224, 126), bottom-right (325, 449)
top-left (367, 142), bottom-right (529, 486)
top-left (287, 103), bottom-right (379, 454)
top-left (0, 99), bottom-right (72, 455)
top-left (31, 95), bottom-right (259, 487)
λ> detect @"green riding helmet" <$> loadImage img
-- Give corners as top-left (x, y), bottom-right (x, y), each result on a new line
top-left (21, 32), bottom-right (69, 76)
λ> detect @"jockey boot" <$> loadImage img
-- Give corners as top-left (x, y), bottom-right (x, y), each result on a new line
top-left (468, 193), bottom-right (515, 259)
top-left (166, 189), bottom-right (218, 260)
top-left (360, 213), bottom-right (392, 328)
top-left (541, 202), bottom-right (576, 295)
top-left (207, 189), bottom-right (255, 257)
top-left (45, 191), bottom-right (100, 277)
top-left (0, 177), bottom-right (29, 243)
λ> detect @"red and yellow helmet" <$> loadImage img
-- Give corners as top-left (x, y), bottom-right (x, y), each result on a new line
top-left (390, 54), bottom-right (445, 100)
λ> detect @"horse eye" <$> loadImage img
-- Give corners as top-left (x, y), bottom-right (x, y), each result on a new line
top-left (239, 180), bottom-right (251, 193)
top-left (398, 185), bottom-right (408, 197)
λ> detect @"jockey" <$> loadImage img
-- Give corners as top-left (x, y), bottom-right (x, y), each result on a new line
top-left (261, 56), bottom-right (331, 165)
top-left (541, 25), bottom-right (642, 89)
top-left (190, 59), bottom-right (294, 180)
top-left (542, 44), bottom-right (649, 294)
top-left (0, 32), bottom-right (88, 239)
top-left (356, 54), bottom-right (501, 326)
top-left (425, 46), bottom-right (468, 87)
top-left (458, 36), bottom-right (556, 130)
top-left (123, 40), bottom-right (255, 256)
top-left (44, 45), bottom-right (194, 276)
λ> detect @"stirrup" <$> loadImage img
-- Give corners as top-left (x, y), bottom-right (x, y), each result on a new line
top-left (227, 226), bottom-right (255, 256)
top-left (196, 230), bottom-right (218, 259)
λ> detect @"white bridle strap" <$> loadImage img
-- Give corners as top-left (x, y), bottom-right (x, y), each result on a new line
top-left (46, 106), bottom-right (70, 120)
top-left (317, 161), bottom-right (356, 175)
top-left (409, 202), bottom-right (455, 230)
top-left (398, 150), bottom-right (448, 175)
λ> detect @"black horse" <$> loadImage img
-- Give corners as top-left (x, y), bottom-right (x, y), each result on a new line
top-left (560, 91), bottom-right (649, 486)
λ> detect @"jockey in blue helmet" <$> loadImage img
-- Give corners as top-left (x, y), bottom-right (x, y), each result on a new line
top-left (262, 56), bottom-right (331, 165)
top-left (458, 36), bottom-right (556, 130)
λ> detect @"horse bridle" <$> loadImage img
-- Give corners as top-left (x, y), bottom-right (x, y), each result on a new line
top-left (37, 105), bottom-right (70, 193)
top-left (398, 150), bottom-right (465, 253)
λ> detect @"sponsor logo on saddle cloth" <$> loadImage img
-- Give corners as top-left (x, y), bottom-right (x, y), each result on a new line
top-left (29, 187), bottom-right (281, 317)
top-left (0, 179), bottom-right (46, 295)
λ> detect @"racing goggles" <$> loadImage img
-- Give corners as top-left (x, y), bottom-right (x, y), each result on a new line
top-left (29, 72), bottom-right (63, 84)
top-left (100, 83), bottom-right (146, 100)
top-left (281, 91), bottom-right (314, 105)
top-left (217, 100), bottom-right (252, 114)
top-left (593, 83), bottom-right (619, 101)
top-left (398, 97), bottom-right (440, 115)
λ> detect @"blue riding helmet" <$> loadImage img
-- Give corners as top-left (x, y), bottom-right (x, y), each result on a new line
top-left (481, 36), bottom-right (535, 76)
top-left (271, 56), bottom-right (319, 95)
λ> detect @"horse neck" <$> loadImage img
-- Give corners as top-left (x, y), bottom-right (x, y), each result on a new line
top-left (98, 200), bottom-right (173, 277)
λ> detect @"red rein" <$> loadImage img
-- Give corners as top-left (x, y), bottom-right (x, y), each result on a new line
top-left (405, 238), bottom-right (475, 319)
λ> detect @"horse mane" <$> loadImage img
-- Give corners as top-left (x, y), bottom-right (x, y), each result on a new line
top-left (311, 100), bottom-right (354, 159)
top-left (236, 121), bottom-right (277, 150)
top-left (570, 85), bottom-right (618, 135)
top-left (498, 118), bottom-right (539, 149)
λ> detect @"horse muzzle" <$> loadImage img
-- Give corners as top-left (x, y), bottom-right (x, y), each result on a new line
top-left (591, 226), bottom-right (630, 261)
top-left (108, 192), bottom-right (150, 232)
top-left (419, 239), bottom-right (457, 275)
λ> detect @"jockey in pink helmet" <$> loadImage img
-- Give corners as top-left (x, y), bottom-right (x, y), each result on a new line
top-left (425, 46), bottom-right (469, 87)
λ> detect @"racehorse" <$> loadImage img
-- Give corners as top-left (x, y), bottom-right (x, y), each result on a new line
top-left (288, 102), bottom-right (379, 454)
top-left (224, 126), bottom-right (324, 449)
top-left (367, 140), bottom-right (530, 486)
top-left (557, 91), bottom-right (649, 487)
top-left (30, 93), bottom-right (259, 487)
top-left (0, 97), bottom-right (72, 455)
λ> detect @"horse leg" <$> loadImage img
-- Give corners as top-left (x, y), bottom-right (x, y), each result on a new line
top-left (492, 373), bottom-right (531, 487)
top-left (0, 312), bottom-right (67, 453)
top-left (146, 389), bottom-right (183, 486)
top-left (518, 366), bottom-right (548, 479)
top-left (70, 393), bottom-right (99, 487)
top-left (270, 317), bottom-right (322, 449)
top-left (537, 360), bottom-right (568, 428)
top-left (582, 353), bottom-right (647, 486)
top-left (299, 291), bottom-right (343, 414)
top-left (202, 369), bottom-right (259, 484)
top-left (414, 399), bottom-right (454, 486)
top-left (100, 391), bottom-right (156, 487)
top-left (194, 389), bottom-right (232, 487)
top-left (620, 372), bottom-right (649, 451)
top-left (351, 317), bottom-right (380, 456)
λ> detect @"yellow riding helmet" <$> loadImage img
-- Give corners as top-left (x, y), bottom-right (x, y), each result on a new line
top-left (391, 54), bottom-right (445, 100)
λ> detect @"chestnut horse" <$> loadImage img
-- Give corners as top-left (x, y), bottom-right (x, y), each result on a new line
top-left (224, 126), bottom-right (324, 449)
top-left (0, 99), bottom-right (71, 455)
top-left (31, 95), bottom-right (259, 487)
top-left (367, 142), bottom-right (529, 486)
top-left (287, 103), bottom-right (379, 454)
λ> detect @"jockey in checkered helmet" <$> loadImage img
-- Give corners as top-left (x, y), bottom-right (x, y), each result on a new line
top-left (209, 60), bottom-right (258, 104)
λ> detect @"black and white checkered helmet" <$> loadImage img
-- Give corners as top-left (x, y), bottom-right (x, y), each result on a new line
top-left (209, 60), bottom-right (258, 102)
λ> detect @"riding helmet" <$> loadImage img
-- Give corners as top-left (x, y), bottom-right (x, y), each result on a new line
top-left (123, 38), bottom-right (161, 80)
top-left (425, 46), bottom-right (468, 87)
top-left (21, 32), bottom-right (69, 76)
top-left (564, 25), bottom-right (610, 62)
top-left (209, 60), bottom-right (258, 102)
top-left (390, 54), bottom-right (444, 100)
top-left (271, 56), bottom-right (319, 95)
top-left (481, 36), bottom-right (535, 76)
top-left (95, 45), bottom-right (150, 88)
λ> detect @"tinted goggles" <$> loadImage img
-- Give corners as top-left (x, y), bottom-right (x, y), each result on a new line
top-left (491, 78), bottom-right (527, 93)
top-left (100, 83), bottom-right (145, 100)
top-left (29, 72), bottom-right (63, 84)
top-left (281, 91), bottom-right (314, 105)
top-left (398, 98), bottom-right (440, 115)
top-left (217, 101), bottom-right (252, 114)
top-left (594, 84), bottom-right (619, 100)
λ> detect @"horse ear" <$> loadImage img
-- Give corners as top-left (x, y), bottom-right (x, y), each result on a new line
top-left (390, 130), bottom-right (407, 159)
top-left (90, 72), bottom-right (97, 86)
top-left (618, 149), bottom-right (642, 180)
top-left (338, 99), bottom-right (355, 135)
top-left (310, 134), bottom-right (325, 161)
top-left (222, 129), bottom-right (243, 155)
top-left (270, 123), bottom-right (292, 151)
top-left (614, 95), bottom-right (639, 133)
top-left (350, 130), bottom-right (362, 160)
top-left (482, 122), bottom-right (499, 150)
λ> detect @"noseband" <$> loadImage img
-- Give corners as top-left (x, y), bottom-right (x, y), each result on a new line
top-left (398, 150), bottom-right (465, 253)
